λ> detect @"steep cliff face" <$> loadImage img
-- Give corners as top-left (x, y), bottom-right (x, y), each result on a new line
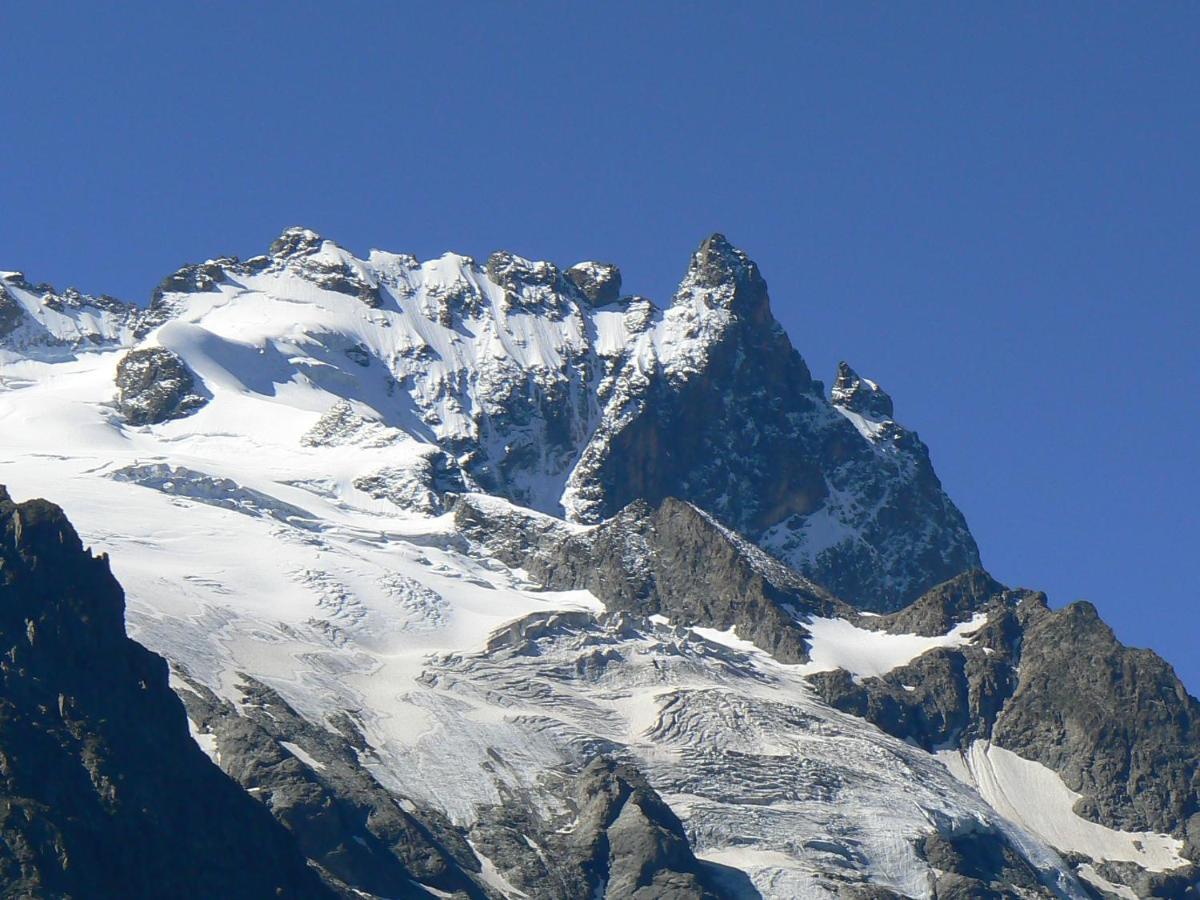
top-left (0, 487), bottom-right (331, 899)
top-left (563, 236), bottom-right (980, 610)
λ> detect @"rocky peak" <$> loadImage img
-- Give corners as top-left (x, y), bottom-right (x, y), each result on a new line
top-left (674, 233), bottom-right (771, 325)
top-left (150, 261), bottom-right (227, 307)
top-left (0, 283), bottom-right (22, 338)
top-left (268, 225), bottom-right (325, 258)
top-left (485, 251), bottom-right (573, 317)
top-left (565, 261), bottom-right (623, 305)
top-left (0, 274), bottom-right (135, 352)
top-left (832, 361), bottom-right (895, 420)
top-left (685, 233), bottom-right (763, 292)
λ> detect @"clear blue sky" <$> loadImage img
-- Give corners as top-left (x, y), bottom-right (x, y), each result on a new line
top-left (2, 3), bottom-right (1197, 687)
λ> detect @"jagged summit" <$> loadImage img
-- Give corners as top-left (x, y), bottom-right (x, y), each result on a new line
top-left (686, 233), bottom-right (763, 290)
top-left (268, 225), bottom-right (326, 258)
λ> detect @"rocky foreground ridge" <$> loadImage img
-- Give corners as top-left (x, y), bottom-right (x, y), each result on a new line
top-left (0, 232), bottom-right (1195, 898)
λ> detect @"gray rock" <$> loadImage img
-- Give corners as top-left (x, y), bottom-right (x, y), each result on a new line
top-left (917, 823), bottom-right (1051, 898)
top-left (457, 494), bottom-right (849, 663)
top-left (808, 569), bottom-right (1200, 883)
top-left (271, 226), bottom-right (327, 258)
top-left (531, 498), bottom-right (849, 662)
top-left (266, 227), bottom-right (383, 306)
top-left (150, 260), bottom-right (226, 306)
top-left (863, 569), bottom-right (1007, 637)
top-left (114, 346), bottom-right (208, 425)
top-left (469, 756), bottom-right (731, 899)
top-left (831, 362), bottom-right (894, 420)
top-left (567, 234), bottom-right (980, 611)
top-left (485, 251), bottom-right (571, 317)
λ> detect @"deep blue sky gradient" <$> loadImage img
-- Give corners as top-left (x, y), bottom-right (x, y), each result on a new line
top-left (3, 3), bottom-right (1197, 686)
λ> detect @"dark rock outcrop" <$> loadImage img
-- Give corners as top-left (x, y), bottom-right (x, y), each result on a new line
top-left (917, 824), bottom-right (1052, 899)
top-left (831, 362), bottom-right (894, 421)
top-left (115, 346), bottom-right (208, 425)
top-left (565, 261), bottom-right (623, 305)
top-left (0, 285), bottom-right (23, 339)
top-left (453, 494), bottom-right (847, 664)
top-left (994, 597), bottom-right (1200, 840)
top-left (530, 498), bottom-right (849, 663)
top-left (150, 261), bottom-right (226, 306)
top-left (267, 227), bottom-right (383, 306)
top-left (0, 486), bottom-right (331, 899)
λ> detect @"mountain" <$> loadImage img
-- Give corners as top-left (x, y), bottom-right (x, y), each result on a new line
top-left (0, 231), bottom-right (1195, 899)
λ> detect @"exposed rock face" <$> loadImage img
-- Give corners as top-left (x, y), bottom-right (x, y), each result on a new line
top-left (565, 261), bottom-right (623, 305)
top-left (565, 757), bottom-right (726, 899)
top-left (0, 272), bottom-right (133, 354)
top-left (114, 346), bottom-right (207, 425)
top-left (151, 261), bottom-right (226, 306)
top-left (269, 227), bottom-right (383, 306)
top-left (561, 235), bottom-right (980, 610)
top-left (0, 285), bottom-right (23, 339)
top-left (917, 824), bottom-right (1052, 899)
top-left (353, 453), bottom-right (466, 515)
top-left (527, 497), bottom-right (848, 663)
top-left (0, 486), bottom-right (331, 899)
top-left (831, 362), bottom-right (894, 420)
top-left (994, 598), bottom-right (1200, 840)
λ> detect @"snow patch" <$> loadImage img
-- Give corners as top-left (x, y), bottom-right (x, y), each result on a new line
top-left (280, 740), bottom-right (326, 772)
top-left (938, 741), bottom-right (1187, 872)
top-left (801, 613), bottom-right (988, 680)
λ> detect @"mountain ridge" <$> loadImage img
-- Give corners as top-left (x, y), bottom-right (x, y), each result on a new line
top-left (2, 226), bottom-right (981, 611)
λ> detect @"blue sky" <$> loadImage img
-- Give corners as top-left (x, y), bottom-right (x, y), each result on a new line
top-left (2, 3), bottom-right (1197, 687)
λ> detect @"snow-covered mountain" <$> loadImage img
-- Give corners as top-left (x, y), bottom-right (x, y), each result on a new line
top-left (0, 231), bottom-right (1196, 899)
top-left (13, 227), bottom-right (976, 610)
